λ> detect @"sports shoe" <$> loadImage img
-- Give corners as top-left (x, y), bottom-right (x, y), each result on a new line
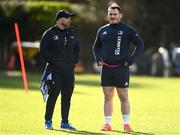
top-left (101, 123), bottom-right (112, 131)
top-left (124, 124), bottom-right (133, 133)
top-left (60, 123), bottom-right (76, 131)
top-left (45, 120), bottom-right (53, 130)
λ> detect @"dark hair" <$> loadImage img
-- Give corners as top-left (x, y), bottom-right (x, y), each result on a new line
top-left (55, 10), bottom-right (73, 21)
top-left (108, 2), bottom-right (122, 13)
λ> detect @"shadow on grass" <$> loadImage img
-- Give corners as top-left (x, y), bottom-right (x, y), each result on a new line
top-left (52, 129), bottom-right (154, 135)
top-left (112, 130), bottom-right (154, 135)
top-left (53, 128), bottom-right (108, 135)
top-left (0, 72), bottom-right (142, 90)
top-left (75, 80), bottom-right (99, 87)
top-left (76, 79), bottom-right (142, 88)
top-left (0, 72), bottom-right (41, 90)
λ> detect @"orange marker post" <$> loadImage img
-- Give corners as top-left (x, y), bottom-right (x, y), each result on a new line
top-left (14, 22), bottom-right (28, 93)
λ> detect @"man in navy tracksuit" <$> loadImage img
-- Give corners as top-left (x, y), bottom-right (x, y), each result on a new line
top-left (40, 10), bottom-right (79, 130)
top-left (93, 3), bottom-right (144, 132)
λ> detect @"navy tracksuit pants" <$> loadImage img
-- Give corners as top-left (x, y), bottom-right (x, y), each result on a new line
top-left (45, 72), bottom-right (74, 123)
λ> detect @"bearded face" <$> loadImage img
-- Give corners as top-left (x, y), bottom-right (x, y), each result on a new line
top-left (107, 8), bottom-right (122, 24)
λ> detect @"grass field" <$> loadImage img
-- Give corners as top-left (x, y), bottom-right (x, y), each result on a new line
top-left (0, 71), bottom-right (180, 135)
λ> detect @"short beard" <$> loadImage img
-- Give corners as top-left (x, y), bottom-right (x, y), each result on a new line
top-left (62, 22), bottom-right (70, 28)
top-left (109, 19), bottom-right (120, 24)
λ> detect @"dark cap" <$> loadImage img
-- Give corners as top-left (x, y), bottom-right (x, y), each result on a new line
top-left (55, 10), bottom-right (73, 20)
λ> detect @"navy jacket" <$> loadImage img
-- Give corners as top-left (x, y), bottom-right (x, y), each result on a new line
top-left (93, 22), bottom-right (144, 66)
top-left (40, 26), bottom-right (80, 73)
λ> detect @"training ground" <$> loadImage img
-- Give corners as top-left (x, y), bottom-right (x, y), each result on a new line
top-left (0, 72), bottom-right (180, 135)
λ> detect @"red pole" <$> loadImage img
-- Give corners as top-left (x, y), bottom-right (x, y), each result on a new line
top-left (14, 22), bottom-right (28, 93)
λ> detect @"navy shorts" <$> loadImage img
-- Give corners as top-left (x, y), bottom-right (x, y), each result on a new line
top-left (101, 66), bottom-right (130, 88)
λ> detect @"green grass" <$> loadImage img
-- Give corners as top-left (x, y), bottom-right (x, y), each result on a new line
top-left (0, 72), bottom-right (180, 135)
